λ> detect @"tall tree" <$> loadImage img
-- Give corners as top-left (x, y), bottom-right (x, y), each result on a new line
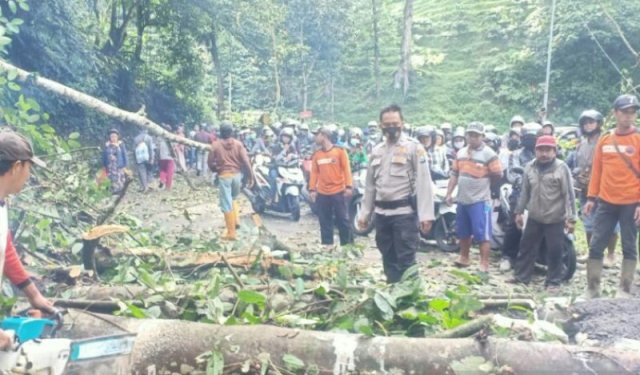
top-left (395, 0), bottom-right (413, 98)
top-left (372, 0), bottom-right (381, 99)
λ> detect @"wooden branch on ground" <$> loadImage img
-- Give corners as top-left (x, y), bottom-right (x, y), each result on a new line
top-left (430, 315), bottom-right (494, 339)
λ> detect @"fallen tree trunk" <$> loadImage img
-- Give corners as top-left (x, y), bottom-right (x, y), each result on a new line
top-left (59, 309), bottom-right (640, 375)
top-left (0, 60), bottom-right (210, 150)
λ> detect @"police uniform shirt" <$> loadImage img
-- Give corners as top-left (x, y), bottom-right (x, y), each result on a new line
top-left (360, 135), bottom-right (435, 222)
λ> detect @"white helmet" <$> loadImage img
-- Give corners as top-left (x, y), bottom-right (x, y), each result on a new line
top-left (280, 127), bottom-right (295, 139)
top-left (349, 127), bottom-right (364, 139)
top-left (326, 123), bottom-right (338, 133)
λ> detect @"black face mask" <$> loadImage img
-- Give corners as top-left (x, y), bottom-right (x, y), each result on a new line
top-left (507, 139), bottom-right (520, 151)
top-left (521, 136), bottom-right (536, 151)
top-left (383, 127), bottom-right (401, 141)
top-left (582, 129), bottom-right (599, 137)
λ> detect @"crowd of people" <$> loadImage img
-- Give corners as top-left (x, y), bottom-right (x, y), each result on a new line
top-left (98, 94), bottom-right (640, 297)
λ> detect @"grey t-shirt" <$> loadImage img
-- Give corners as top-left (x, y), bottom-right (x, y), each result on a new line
top-left (451, 144), bottom-right (502, 205)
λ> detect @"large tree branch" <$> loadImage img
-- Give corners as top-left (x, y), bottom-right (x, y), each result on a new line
top-left (599, 2), bottom-right (640, 63)
top-left (0, 60), bottom-right (211, 150)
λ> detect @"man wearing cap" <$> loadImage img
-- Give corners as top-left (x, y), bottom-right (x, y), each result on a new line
top-left (209, 121), bottom-right (254, 241)
top-left (0, 130), bottom-right (56, 349)
top-left (510, 135), bottom-right (576, 287)
top-left (583, 94), bottom-right (640, 298)
top-left (445, 122), bottom-right (503, 272)
top-left (358, 105), bottom-right (435, 283)
top-left (309, 127), bottom-right (353, 248)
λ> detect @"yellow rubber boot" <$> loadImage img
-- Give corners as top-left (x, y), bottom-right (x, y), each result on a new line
top-left (221, 212), bottom-right (237, 241)
top-left (232, 200), bottom-right (241, 229)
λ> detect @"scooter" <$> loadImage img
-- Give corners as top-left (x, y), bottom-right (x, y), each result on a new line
top-left (420, 179), bottom-right (459, 252)
top-left (0, 310), bottom-right (135, 374)
top-left (497, 167), bottom-right (577, 281)
top-left (350, 167), bottom-right (375, 236)
top-left (243, 154), bottom-right (304, 221)
top-left (299, 152), bottom-right (319, 216)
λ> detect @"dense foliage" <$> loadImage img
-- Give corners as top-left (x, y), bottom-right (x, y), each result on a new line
top-left (2, 0), bottom-right (640, 136)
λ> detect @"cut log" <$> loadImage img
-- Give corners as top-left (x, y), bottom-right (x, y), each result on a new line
top-left (58, 309), bottom-right (640, 375)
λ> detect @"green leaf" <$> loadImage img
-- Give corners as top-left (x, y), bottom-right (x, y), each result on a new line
top-left (237, 290), bottom-right (266, 307)
top-left (124, 303), bottom-right (147, 319)
top-left (373, 291), bottom-right (394, 321)
top-left (206, 350), bottom-right (224, 375)
top-left (7, 82), bottom-right (20, 91)
top-left (18, 1), bottom-right (29, 11)
top-left (282, 354), bottom-right (305, 371)
top-left (429, 298), bottom-right (450, 312)
top-left (398, 307), bottom-right (419, 320)
top-left (294, 277), bottom-right (305, 297)
top-left (8, 1), bottom-right (16, 14)
top-left (7, 69), bottom-right (17, 81)
top-left (68, 132), bottom-right (80, 140)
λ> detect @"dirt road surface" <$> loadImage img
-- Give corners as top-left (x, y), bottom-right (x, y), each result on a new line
top-left (122, 174), bottom-right (635, 299)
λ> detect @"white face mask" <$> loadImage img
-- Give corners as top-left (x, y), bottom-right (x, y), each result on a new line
top-left (454, 141), bottom-right (465, 149)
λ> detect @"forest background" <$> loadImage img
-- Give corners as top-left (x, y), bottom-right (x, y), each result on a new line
top-left (1, 0), bottom-right (640, 142)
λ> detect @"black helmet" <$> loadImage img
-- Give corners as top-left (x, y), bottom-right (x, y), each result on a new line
top-left (521, 122), bottom-right (542, 137)
top-left (484, 132), bottom-right (501, 151)
top-left (578, 109), bottom-right (604, 127)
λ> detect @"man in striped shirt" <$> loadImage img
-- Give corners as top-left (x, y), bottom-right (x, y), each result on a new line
top-left (309, 127), bottom-right (354, 247)
top-left (445, 122), bottom-right (503, 272)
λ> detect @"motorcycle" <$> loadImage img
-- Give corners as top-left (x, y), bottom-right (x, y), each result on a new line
top-left (497, 167), bottom-right (577, 281)
top-left (243, 154), bottom-right (304, 221)
top-left (299, 150), bottom-right (319, 215)
top-left (420, 179), bottom-right (459, 252)
top-left (350, 167), bottom-right (375, 236)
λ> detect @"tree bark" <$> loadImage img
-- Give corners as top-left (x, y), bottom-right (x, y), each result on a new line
top-left (209, 27), bottom-right (225, 120)
top-left (270, 26), bottom-right (282, 109)
top-left (0, 60), bottom-right (211, 150)
top-left (372, 0), bottom-right (381, 99)
top-left (103, 0), bottom-right (136, 56)
top-left (59, 309), bottom-right (640, 375)
top-left (134, 0), bottom-right (149, 62)
top-left (394, 0), bottom-right (413, 97)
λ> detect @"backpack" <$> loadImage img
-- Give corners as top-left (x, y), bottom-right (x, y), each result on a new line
top-left (135, 141), bottom-right (150, 163)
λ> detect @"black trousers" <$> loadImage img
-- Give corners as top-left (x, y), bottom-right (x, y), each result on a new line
top-left (589, 200), bottom-right (638, 261)
top-left (501, 216), bottom-right (522, 260)
top-left (375, 213), bottom-right (419, 283)
top-left (514, 218), bottom-right (565, 286)
top-left (316, 192), bottom-right (352, 246)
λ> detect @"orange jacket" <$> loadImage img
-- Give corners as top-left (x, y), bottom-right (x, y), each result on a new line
top-left (587, 128), bottom-right (640, 205)
top-left (309, 146), bottom-right (353, 195)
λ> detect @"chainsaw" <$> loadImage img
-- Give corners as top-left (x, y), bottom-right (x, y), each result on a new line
top-left (0, 310), bottom-right (136, 374)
